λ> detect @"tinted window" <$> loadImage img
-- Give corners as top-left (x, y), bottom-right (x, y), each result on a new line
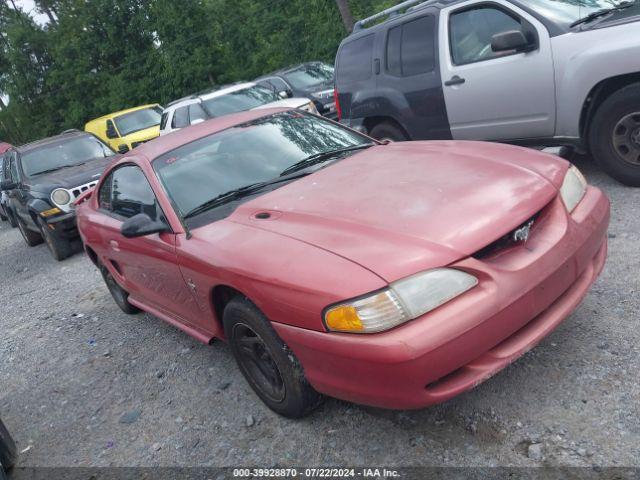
top-left (258, 78), bottom-right (289, 92)
top-left (21, 136), bottom-right (114, 177)
top-left (114, 106), bottom-right (162, 136)
top-left (172, 107), bottom-right (190, 129)
top-left (109, 165), bottom-right (162, 219)
top-left (160, 111), bottom-right (169, 130)
top-left (450, 7), bottom-right (523, 65)
top-left (99, 171), bottom-right (113, 211)
top-left (386, 16), bottom-right (435, 76)
top-left (189, 103), bottom-right (208, 124)
top-left (9, 156), bottom-right (18, 182)
top-left (338, 34), bottom-right (374, 83)
top-left (283, 63), bottom-right (334, 89)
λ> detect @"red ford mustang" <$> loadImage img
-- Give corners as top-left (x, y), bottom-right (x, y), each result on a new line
top-left (76, 109), bottom-right (609, 418)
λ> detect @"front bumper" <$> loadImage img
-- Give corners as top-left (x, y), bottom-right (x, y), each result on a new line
top-left (273, 186), bottom-right (610, 409)
top-left (45, 212), bottom-right (78, 240)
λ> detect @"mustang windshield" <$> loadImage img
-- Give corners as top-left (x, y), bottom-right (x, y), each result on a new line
top-left (201, 86), bottom-right (281, 117)
top-left (22, 136), bottom-right (114, 177)
top-left (153, 111), bottom-right (372, 218)
top-left (522, 0), bottom-right (635, 24)
top-left (114, 106), bottom-right (162, 136)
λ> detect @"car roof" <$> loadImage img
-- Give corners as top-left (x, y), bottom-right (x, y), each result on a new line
top-left (199, 82), bottom-right (256, 100)
top-left (350, 0), bottom-right (463, 33)
top-left (163, 82), bottom-right (258, 111)
top-left (15, 130), bottom-right (92, 153)
top-left (258, 61), bottom-right (326, 79)
top-left (0, 142), bottom-right (12, 154)
top-left (125, 107), bottom-right (291, 162)
top-left (87, 104), bottom-right (161, 123)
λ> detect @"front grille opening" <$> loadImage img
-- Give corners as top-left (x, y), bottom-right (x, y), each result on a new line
top-left (473, 212), bottom-right (541, 260)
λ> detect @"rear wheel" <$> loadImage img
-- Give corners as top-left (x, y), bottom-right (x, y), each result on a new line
top-left (223, 297), bottom-right (323, 418)
top-left (16, 216), bottom-right (43, 247)
top-left (0, 417), bottom-right (17, 472)
top-left (589, 83), bottom-right (640, 186)
top-left (37, 217), bottom-right (74, 261)
top-left (100, 265), bottom-right (140, 314)
top-left (369, 121), bottom-right (408, 142)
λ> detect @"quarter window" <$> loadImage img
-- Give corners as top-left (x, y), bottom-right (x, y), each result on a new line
top-left (449, 6), bottom-right (525, 65)
top-left (386, 16), bottom-right (436, 76)
top-left (99, 165), bottom-right (164, 221)
top-left (172, 106), bottom-right (190, 129)
top-left (337, 34), bottom-right (374, 83)
top-left (188, 103), bottom-right (208, 124)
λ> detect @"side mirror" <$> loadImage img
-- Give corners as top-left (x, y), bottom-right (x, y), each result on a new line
top-left (278, 89), bottom-right (292, 99)
top-left (0, 179), bottom-right (17, 191)
top-left (120, 213), bottom-right (170, 238)
top-left (491, 30), bottom-right (532, 53)
top-left (117, 144), bottom-right (130, 154)
top-left (106, 125), bottom-right (119, 139)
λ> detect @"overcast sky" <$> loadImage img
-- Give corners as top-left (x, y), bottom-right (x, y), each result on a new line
top-left (15, 0), bottom-right (50, 25)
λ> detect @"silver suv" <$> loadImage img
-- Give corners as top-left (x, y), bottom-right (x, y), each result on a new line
top-left (335, 0), bottom-right (640, 186)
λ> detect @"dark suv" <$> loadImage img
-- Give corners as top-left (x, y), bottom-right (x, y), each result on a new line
top-left (1, 130), bottom-right (115, 260)
top-left (255, 62), bottom-right (337, 118)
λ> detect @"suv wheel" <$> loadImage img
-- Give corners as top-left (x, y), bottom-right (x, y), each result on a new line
top-left (369, 122), bottom-right (408, 142)
top-left (0, 418), bottom-right (17, 472)
top-left (16, 216), bottom-right (43, 247)
top-left (590, 83), bottom-right (640, 186)
top-left (100, 265), bottom-right (140, 314)
top-left (223, 297), bottom-right (323, 418)
top-left (6, 210), bottom-right (17, 229)
top-left (37, 217), bottom-right (74, 261)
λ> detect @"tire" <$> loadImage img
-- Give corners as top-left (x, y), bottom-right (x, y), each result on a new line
top-left (223, 297), bottom-right (323, 418)
top-left (100, 265), bottom-right (140, 314)
top-left (0, 417), bottom-right (17, 471)
top-left (0, 208), bottom-right (7, 222)
top-left (369, 121), bottom-right (409, 142)
top-left (37, 217), bottom-right (74, 261)
top-left (589, 83), bottom-right (640, 187)
top-left (6, 210), bottom-right (17, 229)
top-left (16, 216), bottom-right (43, 247)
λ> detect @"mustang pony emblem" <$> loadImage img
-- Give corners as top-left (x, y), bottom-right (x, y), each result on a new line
top-left (513, 219), bottom-right (534, 243)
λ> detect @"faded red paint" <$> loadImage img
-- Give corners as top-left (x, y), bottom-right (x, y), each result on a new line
top-left (77, 108), bottom-right (610, 409)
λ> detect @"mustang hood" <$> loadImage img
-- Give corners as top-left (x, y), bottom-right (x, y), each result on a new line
top-left (230, 141), bottom-right (568, 282)
top-left (29, 156), bottom-right (112, 192)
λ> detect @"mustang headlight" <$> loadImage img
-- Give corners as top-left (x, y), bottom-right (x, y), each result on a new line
top-left (324, 269), bottom-right (478, 333)
top-left (560, 165), bottom-right (587, 213)
top-left (51, 188), bottom-right (71, 206)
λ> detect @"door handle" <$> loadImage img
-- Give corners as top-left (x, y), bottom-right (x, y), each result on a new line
top-left (109, 240), bottom-right (120, 252)
top-left (444, 75), bottom-right (466, 86)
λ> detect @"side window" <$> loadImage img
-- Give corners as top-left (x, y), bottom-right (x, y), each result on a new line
top-left (268, 77), bottom-right (289, 92)
top-left (9, 155), bottom-right (19, 183)
top-left (188, 103), bottom-right (208, 124)
top-left (386, 16), bottom-right (436, 77)
top-left (172, 107), bottom-right (189, 129)
top-left (98, 171), bottom-right (113, 211)
top-left (449, 6), bottom-right (524, 65)
top-left (160, 111), bottom-right (169, 130)
top-left (337, 34), bottom-right (374, 83)
top-left (109, 165), bottom-right (163, 220)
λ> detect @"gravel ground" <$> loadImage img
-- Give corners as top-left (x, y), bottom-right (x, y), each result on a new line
top-left (0, 154), bottom-right (638, 470)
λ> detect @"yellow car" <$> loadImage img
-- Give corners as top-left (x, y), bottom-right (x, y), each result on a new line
top-left (84, 104), bottom-right (163, 154)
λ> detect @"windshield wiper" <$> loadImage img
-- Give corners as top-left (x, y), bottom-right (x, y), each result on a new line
top-left (570, 1), bottom-right (635, 27)
top-left (279, 144), bottom-right (375, 177)
top-left (183, 172), bottom-right (310, 219)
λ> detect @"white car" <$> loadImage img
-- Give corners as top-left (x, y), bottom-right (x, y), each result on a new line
top-left (160, 82), bottom-right (318, 136)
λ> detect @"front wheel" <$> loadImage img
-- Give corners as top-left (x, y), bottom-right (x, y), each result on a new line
top-left (369, 122), bottom-right (408, 142)
top-left (0, 417), bottom-right (17, 472)
top-left (589, 83), bottom-right (640, 187)
top-left (16, 216), bottom-right (43, 247)
top-left (37, 217), bottom-right (74, 261)
top-left (223, 297), bottom-right (323, 418)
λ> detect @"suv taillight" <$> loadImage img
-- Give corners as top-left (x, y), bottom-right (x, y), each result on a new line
top-left (334, 87), bottom-right (342, 121)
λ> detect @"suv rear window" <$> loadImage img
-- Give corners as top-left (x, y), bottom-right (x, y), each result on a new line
top-left (386, 16), bottom-right (436, 77)
top-left (337, 34), bottom-right (374, 83)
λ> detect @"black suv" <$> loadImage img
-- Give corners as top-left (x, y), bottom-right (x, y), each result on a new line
top-left (1, 131), bottom-right (115, 261)
top-left (255, 62), bottom-right (337, 118)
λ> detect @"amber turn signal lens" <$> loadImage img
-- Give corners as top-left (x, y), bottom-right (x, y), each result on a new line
top-left (40, 207), bottom-right (62, 218)
top-left (325, 305), bottom-right (364, 332)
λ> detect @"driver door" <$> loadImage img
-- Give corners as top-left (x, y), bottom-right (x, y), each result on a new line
top-left (438, 0), bottom-right (556, 140)
top-left (96, 163), bottom-right (202, 325)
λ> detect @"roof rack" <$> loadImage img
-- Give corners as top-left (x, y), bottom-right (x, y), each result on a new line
top-left (353, 0), bottom-right (430, 31)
